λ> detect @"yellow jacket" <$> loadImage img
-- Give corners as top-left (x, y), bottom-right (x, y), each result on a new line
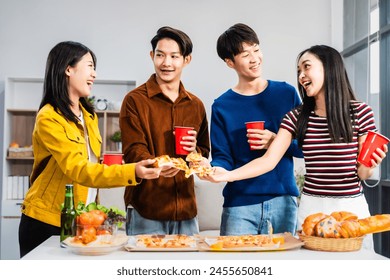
top-left (22, 104), bottom-right (138, 227)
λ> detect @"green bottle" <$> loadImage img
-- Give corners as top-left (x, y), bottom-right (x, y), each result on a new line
top-left (60, 184), bottom-right (76, 244)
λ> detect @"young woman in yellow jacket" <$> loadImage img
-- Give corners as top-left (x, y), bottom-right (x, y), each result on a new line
top-left (18, 41), bottom-right (161, 257)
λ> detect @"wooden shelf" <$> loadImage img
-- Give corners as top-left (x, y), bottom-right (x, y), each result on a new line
top-left (6, 157), bottom-right (34, 161)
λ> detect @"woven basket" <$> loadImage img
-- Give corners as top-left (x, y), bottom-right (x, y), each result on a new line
top-left (298, 231), bottom-right (364, 252)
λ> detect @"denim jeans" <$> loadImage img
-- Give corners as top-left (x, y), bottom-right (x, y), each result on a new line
top-left (220, 195), bottom-right (298, 235)
top-left (126, 207), bottom-right (199, 236)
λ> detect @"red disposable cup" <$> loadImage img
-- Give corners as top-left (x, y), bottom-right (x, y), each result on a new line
top-left (358, 131), bottom-right (389, 167)
top-left (103, 153), bottom-right (123, 166)
top-left (245, 121), bottom-right (265, 150)
top-left (174, 126), bottom-right (194, 155)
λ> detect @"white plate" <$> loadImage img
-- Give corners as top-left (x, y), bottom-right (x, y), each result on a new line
top-left (61, 234), bottom-right (129, 256)
top-left (198, 233), bottom-right (304, 252)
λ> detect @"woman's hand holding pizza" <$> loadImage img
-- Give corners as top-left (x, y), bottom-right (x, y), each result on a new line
top-left (202, 166), bottom-right (231, 183)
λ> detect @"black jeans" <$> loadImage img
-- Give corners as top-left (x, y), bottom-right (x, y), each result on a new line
top-left (18, 214), bottom-right (60, 258)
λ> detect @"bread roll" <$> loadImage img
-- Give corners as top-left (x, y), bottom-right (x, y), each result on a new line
top-left (302, 213), bottom-right (329, 236)
top-left (301, 212), bottom-right (390, 238)
top-left (358, 214), bottom-right (390, 235)
top-left (314, 216), bottom-right (339, 238)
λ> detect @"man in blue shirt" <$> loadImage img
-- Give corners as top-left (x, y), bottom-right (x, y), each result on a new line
top-left (210, 23), bottom-right (303, 235)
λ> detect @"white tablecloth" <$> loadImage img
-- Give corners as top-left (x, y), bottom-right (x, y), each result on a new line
top-left (22, 235), bottom-right (388, 260)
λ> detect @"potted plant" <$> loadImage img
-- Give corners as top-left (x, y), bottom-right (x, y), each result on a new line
top-left (87, 95), bottom-right (96, 107)
top-left (109, 130), bottom-right (122, 151)
top-left (295, 168), bottom-right (305, 203)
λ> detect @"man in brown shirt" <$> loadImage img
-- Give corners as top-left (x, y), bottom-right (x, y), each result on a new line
top-left (119, 26), bottom-right (210, 235)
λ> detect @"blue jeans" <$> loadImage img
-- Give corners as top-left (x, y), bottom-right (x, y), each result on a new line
top-left (126, 208), bottom-right (199, 236)
top-left (220, 195), bottom-right (298, 235)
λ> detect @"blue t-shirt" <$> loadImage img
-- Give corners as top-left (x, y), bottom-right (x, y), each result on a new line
top-left (210, 80), bottom-right (303, 207)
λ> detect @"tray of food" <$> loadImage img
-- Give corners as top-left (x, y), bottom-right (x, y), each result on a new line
top-left (197, 232), bottom-right (303, 252)
top-left (125, 234), bottom-right (198, 252)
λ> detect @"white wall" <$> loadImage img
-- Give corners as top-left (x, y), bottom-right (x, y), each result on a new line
top-left (0, 0), bottom-right (339, 112)
top-left (0, 0), bottom-right (343, 177)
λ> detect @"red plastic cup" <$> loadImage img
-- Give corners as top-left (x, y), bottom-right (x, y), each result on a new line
top-left (358, 131), bottom-right (389, 167)
top-left (174, 126), bottom-right (194, 155)
top-left (245, 121), bottom-right (265, 150)
top-left (103, 153), bottom-right (123, 166)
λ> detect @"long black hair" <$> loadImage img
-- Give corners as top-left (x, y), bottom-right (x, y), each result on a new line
top-left (296, 45), bottom-right (357, 147)
top-left (40, 41), bottom-right (96, 123)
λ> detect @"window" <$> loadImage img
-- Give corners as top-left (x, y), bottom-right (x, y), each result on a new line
top-left (343, 0), bottom-right (390, 258)
top-left (342, 0), bottom-right (389, 179)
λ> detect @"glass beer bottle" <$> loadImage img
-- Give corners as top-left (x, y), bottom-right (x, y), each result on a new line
top-left (60, 184), bottom-right (76, 244)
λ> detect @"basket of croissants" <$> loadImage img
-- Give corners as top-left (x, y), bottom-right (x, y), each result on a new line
top-left (298, 211), bottom-right (390, 252)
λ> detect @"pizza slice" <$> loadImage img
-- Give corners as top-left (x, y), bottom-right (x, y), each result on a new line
top-left (152, 152), bottom-right (212, 178)
top-left (136, 234), bottom-right (196, 248)
top-left (215, 234), bottom-right (275, 248)
top-left (153, 154), bottom-right (191, 172)
top-left (153, 155), bottom-right (174, 168)
top-left (185, 151), bottom-right (203, 162)
top-left (171, 157), bottom-right (190, 171)
top-left (185, 152), bottom-right (213, 178)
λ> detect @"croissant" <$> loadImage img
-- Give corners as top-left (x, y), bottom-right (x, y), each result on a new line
top-left (302, 212), bottom-right (390, 238)
top-left (330, 211), bottom-right (358, 221)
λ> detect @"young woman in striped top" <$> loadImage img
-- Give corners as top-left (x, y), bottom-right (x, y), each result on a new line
top-left (205, 45), bottom-right (388, 248)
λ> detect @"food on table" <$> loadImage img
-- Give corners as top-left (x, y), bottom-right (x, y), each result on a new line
top-left (78, 209), bottom-right (107, 226)
top-left (136, 234), bottom-right (196, 248)
top-left (209, 241), bottom-right (224, 250)
top-left (69, 202), bottom-right (126, 245)
top-left (301, 211), bottom-right (390, 238)
top-left (212, 234), bottom-right (283, 248)
top-left (271, 236), bottom-right (285, 245)
top-left (74, 225), bottom-right (98, 244)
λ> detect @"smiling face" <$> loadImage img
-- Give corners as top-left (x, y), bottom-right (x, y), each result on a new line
top-left (227, 42), bottom-right (263, 80)
top-left (66, 52), bottom-right (96, 100)
top-left (150, 38), bottom-right (191, 84)
top-left (297, 51), bottom-right (325, 98)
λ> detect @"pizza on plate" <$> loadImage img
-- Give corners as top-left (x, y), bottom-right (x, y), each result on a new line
top-left (136, 234), bottom-right (196, 248)
top-left (213, 234), bottom-right (277, 248)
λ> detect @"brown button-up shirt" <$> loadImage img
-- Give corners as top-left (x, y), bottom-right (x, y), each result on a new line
top-left (119, 74), bottom-right (210, 221)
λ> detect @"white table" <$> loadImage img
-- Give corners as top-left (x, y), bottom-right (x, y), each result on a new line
top-left (22, 235), bottom-right (388, 260)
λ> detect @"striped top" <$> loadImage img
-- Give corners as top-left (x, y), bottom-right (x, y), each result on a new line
top-left (280, 100), bottom-right (377, 198)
